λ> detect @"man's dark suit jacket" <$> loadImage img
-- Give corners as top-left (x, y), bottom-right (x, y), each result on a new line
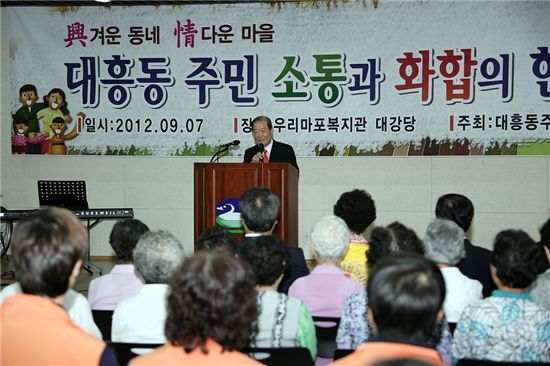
top-left (243, 140), bottom-right (299, 171)
top-left (457, 239), bottom-right (497, 298)
top-left (240, 236), bottom-right (309, 294)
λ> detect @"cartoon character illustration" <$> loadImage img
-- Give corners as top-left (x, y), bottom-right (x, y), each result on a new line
top-left (11, 117), bottom-right (48, 154)
top-left (37, 88), bottom-right (70, 135)
top-left (13, 84), bottom-right (70, 154)
top-left (48, 114), bottom-right (83, 155)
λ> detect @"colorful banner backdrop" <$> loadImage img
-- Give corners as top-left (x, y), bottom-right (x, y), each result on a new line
top-left (7, 1), bottom-right (550, 156)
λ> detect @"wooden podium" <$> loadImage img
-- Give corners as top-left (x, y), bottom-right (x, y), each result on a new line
top-left (194, 163), bottom-right (299, 248)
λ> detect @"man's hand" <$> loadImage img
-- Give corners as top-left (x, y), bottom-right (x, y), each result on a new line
top-left (251, 151), bottom-right (263, 163)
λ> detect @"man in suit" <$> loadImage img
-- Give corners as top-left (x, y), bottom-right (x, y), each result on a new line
top-left (243, 115), bottom-right (299, 171)
top-left (239, 187), bottom-right (309, 293)
top-left (435, 193), bottom-right (496, 297)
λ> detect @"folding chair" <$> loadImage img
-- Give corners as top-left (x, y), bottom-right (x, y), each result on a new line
top-left (243, 346), bottom-right (314, 366)
top-left (333, 348), bottom-right (354, 360)
top-left (92, 310), bottom-right (114, 341)
top-left (312, 316), bottom-right (340, 359)
top-left (108, 342), bottom-right (162, 366)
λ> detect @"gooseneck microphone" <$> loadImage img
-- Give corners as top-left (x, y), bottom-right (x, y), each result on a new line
top-left (210, 140), bottom-right (241, 163)
top-left (258, 143), bottom-right (264, 163)
top-left (221, 140), bottom-right (240, 148)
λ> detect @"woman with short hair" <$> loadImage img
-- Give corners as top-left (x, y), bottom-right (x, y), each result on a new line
top-left (130, 251), bottom-right (262, 365)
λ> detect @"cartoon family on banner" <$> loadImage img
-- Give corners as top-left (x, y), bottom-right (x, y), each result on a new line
top-left (11, 84), bottom-right (84, 155)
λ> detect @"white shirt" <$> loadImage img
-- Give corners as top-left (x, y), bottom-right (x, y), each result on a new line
top-left (440, 267), bottom-right (483, 322)
top-left (111, 284), bottom-right (169, 343)
top-left (0, 282), bottom-right (102, 339)
top-left (88, 264), bottom-right (144, 310)
top-left (264, 140), bottom-right (273, 158)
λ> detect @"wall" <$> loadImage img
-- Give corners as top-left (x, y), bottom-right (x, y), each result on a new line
top-left (1, 9), bottom-right (549, 258)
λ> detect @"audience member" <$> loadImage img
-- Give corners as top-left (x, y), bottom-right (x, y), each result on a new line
top-left (337, 223), bottom-right (452, 365)
top-left (239, 187), bottom-right (309, 293)
top-left (333, 189), bottom-right (376, 285)
top-left (0, 208), bottom-right (116, 365)
top-left (289, 215), bottom-right (361, 365)
top-left (88, 219), bottom-right (149, 310)
top-left (452, 229), bottom-right (550, 362)
top-left (1, 282), bottom-right (102, 339)
top-left (423, 219), bottom-right (482, 323)
top-left (196, 225), bottom-right (238, 253)
top-left (289, 215), bottom-right (362, 317)
top-left (111, 230), bottom-right (185, 343)
top-left (435, 193), bottom-right (496, 297)
top-left (240, 235), bottom-right (317, 361)
top-left (129, 251), bottom-right (262, 365)
top-left (529, 218), bottom-right (550, 309)
top-left (332, 253), bottom-right (446, 366)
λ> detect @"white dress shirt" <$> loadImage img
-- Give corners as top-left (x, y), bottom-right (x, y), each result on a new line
top-left (111, 283), bottom-right (169, 343)
top-left (440, 267), bottom-right (483, 322)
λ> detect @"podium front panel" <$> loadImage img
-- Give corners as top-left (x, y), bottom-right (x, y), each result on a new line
top-left (194, 163), bottom-right (298, 249)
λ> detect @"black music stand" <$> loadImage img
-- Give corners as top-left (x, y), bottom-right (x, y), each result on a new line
top-left (38, 180), bottom-right (101, 275)
top-left (38, 180), bottom-right (89, 210)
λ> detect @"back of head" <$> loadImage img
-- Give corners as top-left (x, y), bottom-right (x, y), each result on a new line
top-left (423, 219), bottom-right (465, 266)
top-left (367, 253), bottom-right (445, 343)
top-left (165, 251), bottom-right (257, 353)
top-left (387, 222), bottom-right (425, 255)
top-left (333, 189), bottom-right (376, 234)
top-left (133, 230), bottom-right (185, 284)
top-left (12, 207), bottom-right (87, 298)
top-left (109, 218), bottom-right (149, 262)
top-left (197, 226), bottom-right (238, 254)
top-left (491, 229), bottom-right (540, 289)
top-left (537, 219), bottom-right (550, 273)
top-left (310, 215), bottom-right (351, 263)
top-left (240, 188), bottom-right (280, 233)
top-left (239, 235), bottom-right (289, 286)
top-left (540, 218), bottom-right (550, 250)
top-left (435, 193), bottom-right (474, 232)
top-left (368, 222), bottom-right (424, 269)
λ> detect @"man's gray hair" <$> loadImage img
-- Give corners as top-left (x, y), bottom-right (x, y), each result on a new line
top-left (133, 230), bottom-right (186, 284)
top-left (239, 188), bottom-right (280, 233)
top-left (310, 215), bottom-right (351, 263)
top-left (423, 219), bottom-right (465, 266)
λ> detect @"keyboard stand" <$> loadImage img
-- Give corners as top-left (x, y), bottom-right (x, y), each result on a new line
top-left (82, 218), bottom-right (103, 276)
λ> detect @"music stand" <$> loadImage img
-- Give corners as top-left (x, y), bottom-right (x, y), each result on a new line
top-left (37, 180), bottom-right (101, 275)
top-left (38, 180), bottom-right (89, 210)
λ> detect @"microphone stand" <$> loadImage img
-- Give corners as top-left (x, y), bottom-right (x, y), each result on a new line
top-left (209, 146), bottom-right (230, 163)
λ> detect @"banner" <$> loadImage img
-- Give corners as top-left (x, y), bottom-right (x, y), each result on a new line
top-left (7, 1), bottom-right (550, 156)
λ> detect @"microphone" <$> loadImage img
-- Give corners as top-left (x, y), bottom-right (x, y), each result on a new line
top-left (221, 140), bottom-right (240, 148)
top-left (210, 140), bottom-right (240, 163)
top-left (258, 143), bottom-right (264, 163)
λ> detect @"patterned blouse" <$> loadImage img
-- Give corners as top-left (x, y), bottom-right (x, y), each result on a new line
top-left (336, 291), bottom-right (453, 365)
top-left (452, 291), bottom-right (550, 363)
top-left (250, 290), bottom-right (317, 360)
top-left (530, 269), bottom-right (550, 310)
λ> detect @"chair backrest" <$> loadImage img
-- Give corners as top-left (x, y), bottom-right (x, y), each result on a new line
top-left (242, 347), bottom-right (314, 366)
top-left (108, 342), bottom-right (162, 366)
top-left (333, 348), bottom-right (354, 360)
top-left (312, 316), bottom-right (340, 359)
top-left (91, 310), bottom-right (114, 341)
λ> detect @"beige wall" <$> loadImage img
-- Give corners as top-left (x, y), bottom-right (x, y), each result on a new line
top-left (2, 10), bottom-right (548, 258)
